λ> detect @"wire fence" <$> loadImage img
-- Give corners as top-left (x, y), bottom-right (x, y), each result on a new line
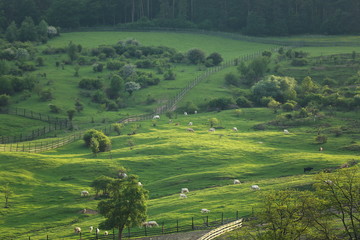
top-left (0, 108), bottom-right (69, 144)
top-left (23, 211), bottom-right (246, 240)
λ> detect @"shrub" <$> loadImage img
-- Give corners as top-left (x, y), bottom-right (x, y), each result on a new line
top-left (206, 52), bottom-right (223, 66)
top-left (208, 97), bottom-right (235, 110)
top-left (78, 78), bottom-right (103, 90)
top-left (0, 94), bottom-right (10, 107)
top-left (92, 63), bottom-right (104, 72)
top-left (164, 70), bottom-right (176, 80)
top-left (83, 129), bottom-right (111, 152)
top-left (291, 59), bottom-right (308, 66)
top-left (39, 89), bottom-right (53, 101)
top-left (187, 48), bottom-right (205, 64)
top-left (225, 73), bottom-right (239, 86)
top-left (48, 104), bottom-right (61, 113)
top-left (106, 60), bottom-right (124, 71)
top-left (315, 135), bottom-right (328, 144)
top-left (236, 96), bottom-right (252, 108)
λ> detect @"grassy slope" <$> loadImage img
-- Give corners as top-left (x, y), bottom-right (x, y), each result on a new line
top-left (0, 115), bottom-right (48, 137)
top-left (1, 109), bottom-right (358, 239)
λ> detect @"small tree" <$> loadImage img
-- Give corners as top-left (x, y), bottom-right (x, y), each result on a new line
top-left (125, 81), bottom-right (141, 95)
top-left (208, 118), bottom-right (219, 128)
top-left (98, 175), bottom-right (148, 240)
top-left (67, 109), bottom-right (76, 121)
top-left (91, 176), bottom-right (114, 198)
top-left (0, 94), bottom-right (10, 107)
top-left (187, 48), bottom-right (205, 64)
top-left (1, 183), bottom-right (13, 208)
top-left (5, 21), bottom-right (18, 42)
top-left (74, 100), bottom-right (84, 113)
top-left (268, 98), bottom-right (281, 113)
top-left (83, 129), bottom-right (111, 152)
top-left (112, 123), bottom-right (124, 135)
top-left (90, 137), bottom-right (100, 156)
top-left (206, 52), bottom-right (223, 66)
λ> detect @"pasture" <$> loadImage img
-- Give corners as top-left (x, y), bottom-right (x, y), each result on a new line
top-left (1, 108), bottom-right (358, 239)
top-left (1, 31), bottom-right (360, 239)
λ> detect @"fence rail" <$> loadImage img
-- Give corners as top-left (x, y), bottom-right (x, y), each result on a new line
top-left (0, 107), bottom-right (69, 144)
top-left (23, 211), bottom-right (246, 240)
top-left (197, 218), bottom-right (243, 240)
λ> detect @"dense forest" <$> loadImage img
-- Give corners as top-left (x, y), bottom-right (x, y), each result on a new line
top-left (0, 0), bottom-right (360, 35)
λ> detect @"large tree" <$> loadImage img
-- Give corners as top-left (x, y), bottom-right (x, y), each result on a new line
top-left (98, 175), bottom-right (148, 240)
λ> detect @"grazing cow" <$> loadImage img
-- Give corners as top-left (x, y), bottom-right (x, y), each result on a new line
top-left (138, 182), bottom-right (143, 186)
top-left (104, 231), bottom-right (109, 235)
top-left (184, 112), bottom-right (188, 116)
top-left (201, 209), bottom-right (210, 213)
top-left (96, 228), bottom-right (100, 234)
top-left (119, 172), bottom-right (128, 179)
top-left (74, 227), bottom-right (81, 234)
top-left (188, 122), bottom-right (193, 126)
top-left (81, 190), bottom-right (89, 197)
top-left (232, 127), bottom-right (238, 132)
top-left (89, 226), bottom-right (93, 233)
top-left (251, 185), bottom-right (260, 190)
top-left (181, 188), bottom-right (189, 193)
top-left (142, 221), bottom-right (159, 227)
top-left (304, 167), bottom-right (313, 173)
top-left (284, 129), bottom-right (290, 134)
top-left (180, 193), bottom-right (187, 199)
top-left (234, 179), bottom-right (241, 184)
top-left (153, 115), bottom-right (160, 119)
top-left (186, 128), bottom-right (194, 132)
top-left (319, 147), bottom-right (324, 151)
top-left (209, 128), bottom-right (216, 132)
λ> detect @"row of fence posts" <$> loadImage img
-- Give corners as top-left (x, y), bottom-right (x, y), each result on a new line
top-left (24, 211), bottom-right (243, 240)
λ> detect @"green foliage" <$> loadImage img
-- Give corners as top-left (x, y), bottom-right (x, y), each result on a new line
top-left (125, 81), bottom-right (141, 95)
top-left (238, 57), bottom-right (270, 85)
top-left (187, 48), bottom-right (205, 64)
top-left (252, 75), bottom-right (297, 103)
top-left (206, 52), bottom-right (223, 66)
top-left (163, 69), bottom-right (176, 80)
top-left (1, 183), bottom-right (13, 208)
top-left (83, 129), bottom-right (111, 152)
top-left (78, 78), bottom-right (103, 90)
top-left (5, 21), bottom-right (18, 42)
top-left (19, 17), bottom-right (37, 42)
top-left (225, 73), bottom-right (240, 86)
top-left (107, 75), bottom-right (124, 99)
top-left (90, 137), bottom-right (100, 156)
top-left (92, 63), bottom-right (104, 72)
top-left (39, 88), bottom-right (53, 101)
top-left (91, 175), bottom-right (114, 197)
top-left (48, 104), bottom-right (61, 113)
top-left (0, 94), bottom-right (10, 107)
top-left (66, 109), bottom-right (76, 121)
top-left (208, 97), bottom-right (235, 110)
top-left (208, 117), bottom-right (219, 127)
top-left (98, 176), bottom-right (148, 239)
top-left (236, 96), bottom-right (252, 108)
top-left (112, 123), bottom-right (124, 135)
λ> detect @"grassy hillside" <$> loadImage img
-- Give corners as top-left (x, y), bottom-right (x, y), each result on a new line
top-left (1, 108), bottom-right (358, 239)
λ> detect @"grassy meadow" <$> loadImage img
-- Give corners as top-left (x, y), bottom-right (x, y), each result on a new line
top-left (1, 31), bottom-right (360, 239)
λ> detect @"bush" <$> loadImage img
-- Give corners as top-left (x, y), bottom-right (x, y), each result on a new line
top-left (78, 78), bottom-right (103, 90)
top-left (83, 129), bottom-right (111, 152)
top-left (48, 104), bottom-right (61, 113)
top-left (206, 52), bottom-right (223, 66)
top-left (315, 135), bottom-right (328, 144)
top-left (208, 97), bottom-right (235, 110)
top-left (39, 89), bottom-right (53, 101)
top-left (92, 63), bottom-right (104, 72)
top-left (225, 73), bottom-right (239, 86)
top-left (291, 59), bottom-right (308, 66)
top-left (187, 48), bottom-right (205, 64)
top-left (164, 70), bottom-right (176, 80)
top-left (0, 94), bottom-right (10, 107)
top-left (236, 96), bottom-right (252, 108)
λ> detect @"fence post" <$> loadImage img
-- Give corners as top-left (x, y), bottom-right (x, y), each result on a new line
top-left (162, 221), bottom-right (164, 234)
top-left (176, 219), bottom-right (179, 232)
top-left (128, 227), bottom-right (131, 239)
top-left (113, 228), bottom-right (115, 240)
top-left (206, 216), bottom-right (209, 227)
top-left (144, 225), bottom-right (147, 236)
top-left (192, 217), bottom-right (194, 230)
top-left (221, 212), bottom-right (224, 224)
top-left (236, 210), bottom-right (239, 220)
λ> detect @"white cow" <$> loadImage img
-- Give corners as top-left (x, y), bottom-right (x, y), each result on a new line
top-left (181, 188), bottom-right (189, 193)
top-left (234, 179), bottom-right (241, 184)
top-left (89, 226), bottom-right (93, 233)
top-left (188, 122), bottom-right (193, 126)
top-left (104, 231), bottom-right (109, 235)
top-left (186, 128), bottom-right (194, 132)
top-left (201, 209), bottom-right (210, 213)
top-left (232, 127), bottom-right (238, 132)
top-left (209, 128), bottom-right (216, 132)
top-left (180, 193), bottom-right (187, 199)
top-left (184, 112), bottom-right (188, 116)
top-left (194, 110), bottom-right (198, 114)
top-left (153, 115), bottom-right (160, 119)
top-left (96, 228), bottom-right (100, 234)
top-left (74, 227), bottom-right (81, 234)
top-left (81, 190), bottom-right (89, 197)
top-left (251, 185), bottom-right (260, 190)
top-left (284, 129), bottom-right (290, 134)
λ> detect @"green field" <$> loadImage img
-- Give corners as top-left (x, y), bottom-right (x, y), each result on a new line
top-left (1, 31), bottom-right (360, 239)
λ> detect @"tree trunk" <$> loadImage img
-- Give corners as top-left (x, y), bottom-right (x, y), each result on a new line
top-left (118, 226), bottom-right (124, 240)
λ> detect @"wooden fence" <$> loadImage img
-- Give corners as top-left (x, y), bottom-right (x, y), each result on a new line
top-left (197, 219), bottom-right (243, 240)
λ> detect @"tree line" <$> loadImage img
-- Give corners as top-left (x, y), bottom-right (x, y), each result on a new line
top-left (0, 0), bottom-right (359, 35)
